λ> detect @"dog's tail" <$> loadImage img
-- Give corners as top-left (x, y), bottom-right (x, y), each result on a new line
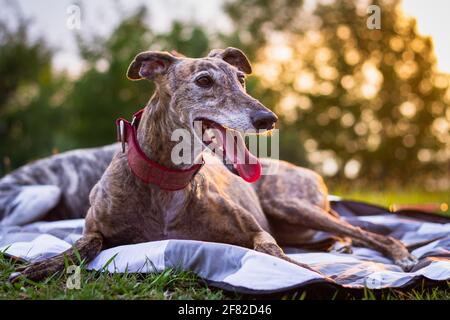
top-left (9, 233), bottom-right (103, 282)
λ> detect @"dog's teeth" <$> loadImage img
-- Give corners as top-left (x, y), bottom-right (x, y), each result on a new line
top-left (261, 130), bottom-right (273, 137)
top-left (206, 130), bottom-right (216, 140)
top-left (256, 130), bottom-right (273, 137)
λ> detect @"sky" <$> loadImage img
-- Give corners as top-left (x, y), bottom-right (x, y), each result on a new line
top-left (2, 0), bottom-right (229, 75)
top-left (2, 0), bottom-right (450, 74)
top-left (402, 0), bottom-right (450, 73)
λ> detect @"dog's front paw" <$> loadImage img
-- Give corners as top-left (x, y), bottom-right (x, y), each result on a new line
top-left (9, 263), bottom-right (42, 283)
top-left (394, 254), bottom-right (419, 272)
top-left (8, 271), bottom-right (23, 283)
top-left (9, 260), bottom-right (63, 283)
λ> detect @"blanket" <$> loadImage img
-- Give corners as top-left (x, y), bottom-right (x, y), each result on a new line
top-left (1, 199), bottom-right (449, 294)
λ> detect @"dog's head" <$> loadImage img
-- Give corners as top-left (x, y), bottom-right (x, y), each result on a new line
top-left (127, 48), bottom-right (277, 182)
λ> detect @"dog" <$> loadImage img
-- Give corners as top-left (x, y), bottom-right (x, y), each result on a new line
top-left (6, 47), bottom-right (418, 281)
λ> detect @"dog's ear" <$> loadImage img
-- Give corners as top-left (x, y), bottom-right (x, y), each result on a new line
top-left (208, 47), bottom-right (252, 74)
top-left (170, 50), bottom-right (186, 58)
top-left (127, 51), bottom-right (178, 81)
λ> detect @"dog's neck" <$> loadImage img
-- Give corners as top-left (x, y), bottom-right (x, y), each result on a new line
top-left (136, 89), bottom-right (199, 171)
top-left (133, 90), bottom-right (198, 210)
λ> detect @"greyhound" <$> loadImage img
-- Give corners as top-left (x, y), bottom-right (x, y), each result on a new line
top-left (7, 47), bottom-right (418, 281)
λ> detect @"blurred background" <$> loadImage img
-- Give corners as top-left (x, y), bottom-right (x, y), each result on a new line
top-left (0, 0), bottom-right (448, 207)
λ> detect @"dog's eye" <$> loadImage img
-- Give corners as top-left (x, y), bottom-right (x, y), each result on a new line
top-left (237, 75), bottom-right (245, 86)
top-left (195, 75), bottom-right (213, 88)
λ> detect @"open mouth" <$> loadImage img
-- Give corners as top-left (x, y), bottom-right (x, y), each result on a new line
top-left (195, 118), bottom-right (262, 183)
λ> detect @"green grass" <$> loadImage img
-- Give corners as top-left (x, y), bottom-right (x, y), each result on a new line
top-left (0, 189), bottom-right (449, 300)
top-left (0, 253), bottom-right (233, 299)
top-left (360, 285), bottom-right (450, 300)
top-left (333, 188), bottom-right (449, 215)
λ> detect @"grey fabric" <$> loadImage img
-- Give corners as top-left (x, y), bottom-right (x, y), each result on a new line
top-left (1, 200), bottom-right (449, 293)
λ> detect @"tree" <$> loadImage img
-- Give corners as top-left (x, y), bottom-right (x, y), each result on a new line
top-left (222, 0), bottom-right (450, 188)
top-left (2, 0), bottom-right (448, 190)
top-left (0, 12), bottom-right (64, 175)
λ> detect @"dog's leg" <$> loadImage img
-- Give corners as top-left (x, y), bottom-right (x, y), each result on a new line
top-left (9, 233), bottom-right (103, 282)
top-left (252, 231), bottom-right (323, 274)
top-left (229, 205), bottom-right (322, 273)
top-left (261, 198), bottom-right (418, 271)
top-left (326, 209), bottom-right (353, 253)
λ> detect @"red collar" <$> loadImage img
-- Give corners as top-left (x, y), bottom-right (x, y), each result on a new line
top-left (116, 109), bottom-right (203, 191)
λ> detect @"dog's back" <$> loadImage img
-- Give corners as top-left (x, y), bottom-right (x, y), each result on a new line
top-left (0, 144), bottom-right (118, 225)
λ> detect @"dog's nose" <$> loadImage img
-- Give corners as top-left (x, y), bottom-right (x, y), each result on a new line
top-left (250, 110), bottom-right (278, 130)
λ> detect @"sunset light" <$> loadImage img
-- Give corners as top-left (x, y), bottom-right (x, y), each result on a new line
top-left (402, 0), bottom-right (450, 73)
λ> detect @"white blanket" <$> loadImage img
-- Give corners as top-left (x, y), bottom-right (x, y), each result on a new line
top-left (1, 200), bottom-right (449, 294)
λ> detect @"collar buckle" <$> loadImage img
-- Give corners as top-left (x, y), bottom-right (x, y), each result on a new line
top-left (117, 120), bottom-right (126, 153)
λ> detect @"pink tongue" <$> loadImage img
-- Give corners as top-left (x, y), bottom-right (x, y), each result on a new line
top-left (234, 149), bottom-right (262, 183)
top-left (213, 125), bottom-right (262, 183)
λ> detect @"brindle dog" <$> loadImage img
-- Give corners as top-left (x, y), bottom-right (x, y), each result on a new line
top-left (10, 48), bottom-right (417, 281)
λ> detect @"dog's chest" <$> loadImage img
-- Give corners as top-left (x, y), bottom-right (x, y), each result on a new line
top-left (162, 192), bottom-right (186, 235)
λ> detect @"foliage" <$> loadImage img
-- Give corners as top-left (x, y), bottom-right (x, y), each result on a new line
top-left (0, 253), bottom-right (229, 299)
top-left (0, 7), bottom-right (211, 174)
top-left (0, 0), bottom-right (449, 189)
top-left (224, 0), bottom-right (450, 188)
top-left (0, 14), bottom-right (65, 172)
